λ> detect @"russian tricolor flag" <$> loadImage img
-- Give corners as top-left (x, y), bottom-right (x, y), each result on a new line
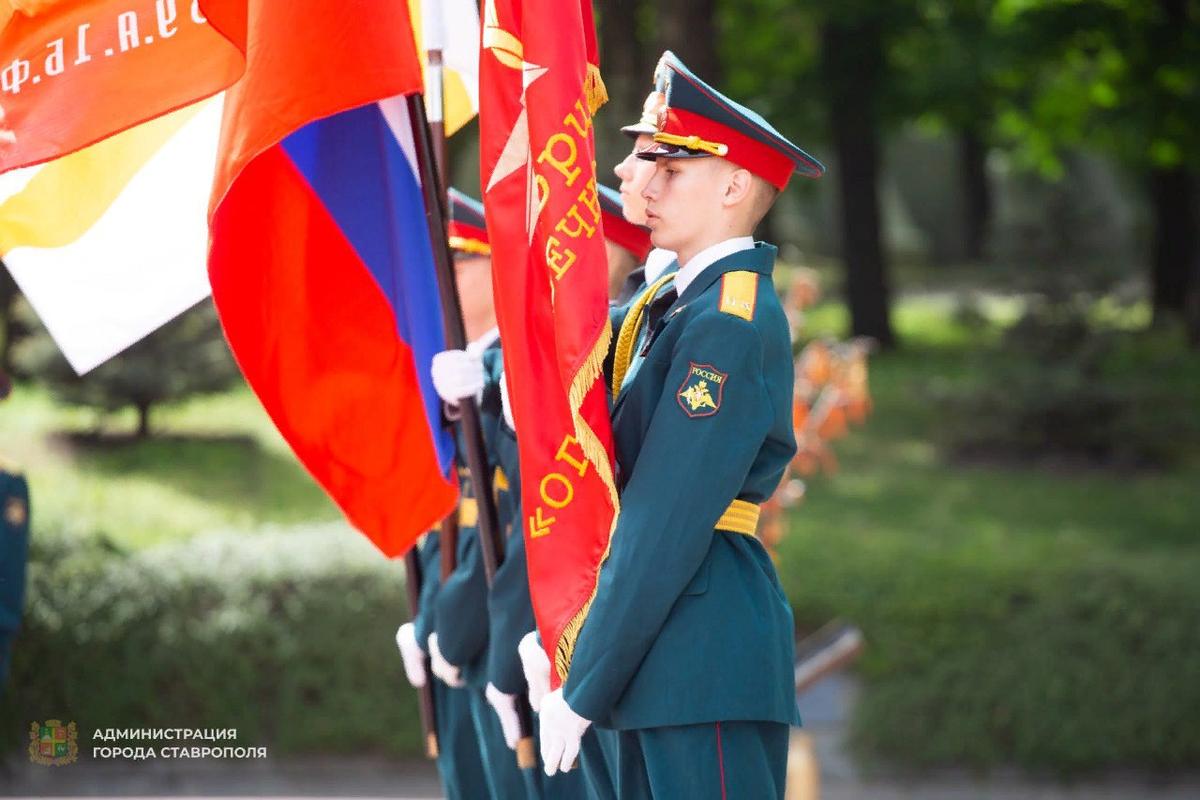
top-left (204, 1), bottom-right (456, 556)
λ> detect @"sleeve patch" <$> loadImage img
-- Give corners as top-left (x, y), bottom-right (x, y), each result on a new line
top-left (719, 271), bottom-right (758, 321)
top-left (677, 362), bottom-right (728, 417)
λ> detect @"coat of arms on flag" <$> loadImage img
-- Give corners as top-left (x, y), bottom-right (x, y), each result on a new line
top-left (28, 719), bottom-right (78, 765)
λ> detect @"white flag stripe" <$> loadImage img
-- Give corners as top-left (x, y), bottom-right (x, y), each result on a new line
top-left (2, 97), bottom-right (221, 374)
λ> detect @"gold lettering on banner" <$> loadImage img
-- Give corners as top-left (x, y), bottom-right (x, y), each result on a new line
top-left (529, 506), bottom-right (556, 539)
top-left (546, 236), bottom-right (577, 281)
top-left (538, 133), bottom-right (581, 186)
top-left (536, 85), bottom-right (606, 283)
top-left (555, 435), bottom-right (589, 478)
top-left (540, 473), bottom-right (574, 509)
top-left (527, 435), bottom-right (591, 538)
top-left (563, 99), bottom-right (591, 138)
top-left (576, 178), bottom-right (600, 224)
top-left (555, 203), bottom-right (596, 239)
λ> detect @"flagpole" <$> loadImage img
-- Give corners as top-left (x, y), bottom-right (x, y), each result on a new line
top-left (402, 546), bottom-right (439, 760)
top-left (422, 0), bottom-right (457, 609)
top-left (422, 0), bottom-right (449, 194)
top-left (406, 92), bottom-right (539, 771)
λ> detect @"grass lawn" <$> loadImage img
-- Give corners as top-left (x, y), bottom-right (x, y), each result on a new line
top-left (2, 384), bottom-right (340, 548)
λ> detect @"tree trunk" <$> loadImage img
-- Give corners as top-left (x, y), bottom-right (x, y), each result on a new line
top-left (136, 401), bottom-right (152, 439)
top-left (1188, 260), bottom-right (1200, 348)
top-left (1149, 166), bottom-right (1197, 323)
top-left (821, 19), bottom-right (896, 347)
top-left (960, 129), bottom-right (991, 263)
top-left (599, 0), bottom-right (647, 113)
top-left (0, 262), bottom-right (18, 375)
top-left (655, 0), bottom-right (721, 84)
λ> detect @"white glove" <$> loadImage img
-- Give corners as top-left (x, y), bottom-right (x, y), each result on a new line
top-left (395, 622), bottom-right (427, 688)
top-left (499, 370), bottom-right (515, 430)
top-left (518, 630), bottom-right (551, 712)
top-left (538, 689), bottom-right (591, 777)
top-left (428, 633), bottom-right (465, 688)
top-left (485, 682), bottom-right (521, 750)
top-left (431, 348), bottom-right (484, 404)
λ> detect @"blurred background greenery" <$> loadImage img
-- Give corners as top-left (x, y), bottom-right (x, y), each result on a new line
top-left (3, 0), bottom-right (1199, 778)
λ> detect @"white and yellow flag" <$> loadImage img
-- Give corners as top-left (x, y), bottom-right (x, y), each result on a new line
top-left (412, 0), bottom-right (480, 136)
top-left (0, 96), bottom-right (221, 374)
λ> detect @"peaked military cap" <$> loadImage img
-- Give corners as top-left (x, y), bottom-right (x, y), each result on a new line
top-left (637, 51), bottom-right (825, 189)
top-left (447, 188), bottom-right (490, 256)
top-left (598, 184), bottom-right (653, 262)
top-left (620, 89), bottom-right (666, 138)
top-left (620, 57), bottom-right (671, 138)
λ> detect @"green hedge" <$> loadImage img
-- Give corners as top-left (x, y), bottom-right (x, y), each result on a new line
top-left (1, 526), bottom-right (423, 757)
top-left (7, 519), bottom-right (1200, 772)
top-left (782, 533), bottom-right (1200, 772)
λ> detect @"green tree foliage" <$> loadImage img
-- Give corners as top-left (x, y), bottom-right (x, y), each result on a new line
top-left (0, 263), bottom-right (27, 376)
top-left (991, 0), bottom-right (1200, 334)
top-left (13, 300), bottom-right (241, 438)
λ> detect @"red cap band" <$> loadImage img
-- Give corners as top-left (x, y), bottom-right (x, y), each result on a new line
top-left (447, 221), bottom-right (490, 255)
top-left (661, 107), bottom-right (794, 190)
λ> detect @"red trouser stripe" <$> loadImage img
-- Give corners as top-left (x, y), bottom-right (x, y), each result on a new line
top-left (716, 722), bottom-right (727, 799)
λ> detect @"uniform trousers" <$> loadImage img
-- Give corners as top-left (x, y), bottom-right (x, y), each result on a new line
top-left (579, 726), bottom-right (619, 800)
top-left (614, 720), bottom-right (789, 800)
top-left (432, 682), bottom-right (490, 800)
top-left (468, 689), bottom-right (528, 799)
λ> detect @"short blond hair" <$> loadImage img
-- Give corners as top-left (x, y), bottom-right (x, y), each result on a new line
top-left (748, 176), bottom-right (780, 230)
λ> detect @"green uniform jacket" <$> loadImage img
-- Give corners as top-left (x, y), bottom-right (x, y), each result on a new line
top-left (432, 340), bottom-right (506, 690)
top-left (480, 349), bottom-right (535, 696)
top-left (434, 450), bottom-right (490, 689)
top-left (412, 532), bottom-right (441, 650)
top-left (0, 467), bottom-right (30, 685)
top-left (564, 243), bottom-right (801, 730)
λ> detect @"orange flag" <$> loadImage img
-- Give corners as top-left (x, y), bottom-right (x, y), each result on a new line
top-left (0, 0), bottom-right (241, 171)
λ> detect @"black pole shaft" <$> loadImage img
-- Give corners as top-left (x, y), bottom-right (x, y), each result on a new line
top-left (406, 92), bottom-right (537, 768)
top-left (406, 93), bottom-right (503, 581)
top-left (403, 548), bottom-right (439, 760)
top-left (438, 512), bottom-right (459, 581)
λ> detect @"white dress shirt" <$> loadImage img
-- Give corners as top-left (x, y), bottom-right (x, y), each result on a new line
top-left (642, 248), bottom-right (677, 285)
top-left (674, 236), bottom-right (755, 296)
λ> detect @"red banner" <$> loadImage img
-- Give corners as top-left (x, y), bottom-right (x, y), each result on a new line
top-left (0, 0), bottom-right (242, 172)
top-left (479, 0), bottom-right (617, 687)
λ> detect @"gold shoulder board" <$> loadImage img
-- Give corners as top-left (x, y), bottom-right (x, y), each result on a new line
top-left (719, 271), bottom-right (758, 321)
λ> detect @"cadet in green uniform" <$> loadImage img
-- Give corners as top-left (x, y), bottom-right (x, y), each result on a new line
top-left (394, 191), bottom-right (500, 800)
top-left (0, 371), bottom-right (30, 693)
top-left (611, 79), bottom-right (676, 305)
top-left (599, 184), bottom-right (654, 303)
top-left (476, 350), bottom-right (602, 800)
top-left (434, 192), bottom-right (604, 800)
top-left (426, 190), bottom-right (528, 800)
top-left (536, 52), bottom-right (826, 799)
top-left (511, 72), bottom-right (671, 798)
top-left (397, 530), bottom-right (491, 800)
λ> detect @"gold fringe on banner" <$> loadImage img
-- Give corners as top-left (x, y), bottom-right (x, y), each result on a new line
top-left (554, 318), bottom-right (623, 682)
top-left (584, 63), bottom-right (609, 117)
